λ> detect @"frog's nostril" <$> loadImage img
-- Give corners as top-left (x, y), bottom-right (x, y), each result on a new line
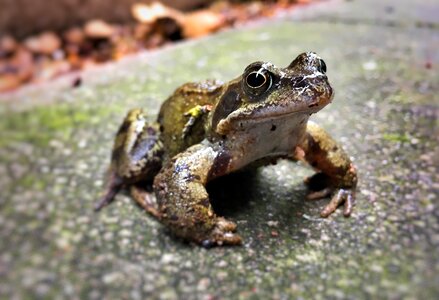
top-left (318, 59), bottom-right (327, 73)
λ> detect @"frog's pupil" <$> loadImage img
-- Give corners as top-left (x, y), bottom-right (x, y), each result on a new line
top-left (246, 72), bottom-right (267, 88)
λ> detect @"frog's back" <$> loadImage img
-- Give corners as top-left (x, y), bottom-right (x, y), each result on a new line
top-left (158, 80), bottom-right (224, 160)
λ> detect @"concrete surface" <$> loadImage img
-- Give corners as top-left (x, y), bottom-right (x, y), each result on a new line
top-left (0, 0), bottom-right (438, 299)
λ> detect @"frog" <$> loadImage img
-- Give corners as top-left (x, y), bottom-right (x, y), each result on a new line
top-left (95, 52), bottom-right (358, 247)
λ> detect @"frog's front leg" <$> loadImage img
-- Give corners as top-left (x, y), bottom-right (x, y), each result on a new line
top-left (182, 104), bottom-right (212, 138)
top-left (297, 122), bottom-right (358, 217)
top-left (153, 143), bottom-right (242, 247)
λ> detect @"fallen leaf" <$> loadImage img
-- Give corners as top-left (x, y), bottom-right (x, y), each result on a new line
top-left (144, 32), bottom-right (166, 49)
top-left (134, 23), bottom-right (153, 40)
top-left (245, 2), bottom-right (265, 18)
top-left (11, 48), bottom-right (34, 82)
top-left (131, 2), bottom-right (183, 42)
top-left (153, 18), bottom-right (182, 41)
top-left (131, 2), bottom-right (184, 24)
top-left (183, 10), bottom-right (225, 38)
top-left (84, 20), bottom-right (115, 39)
top-left (112, 36), bottom-right (139, 59)
top-left (0, 35), bottom-right (18, 57)
top-left (64, 27), bottom-right (85, 45)
top-left (66, 52), bottom-right (82, 69)
top-left (24, 32), bottom-right (61, 55)
top-left (0, 0), bottom-right (312, 93)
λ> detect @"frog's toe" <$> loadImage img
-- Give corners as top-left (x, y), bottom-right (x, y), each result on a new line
top-left (202, 233), bottom-right (242, 248)
top-left (217, 232), bottom-right (242, 246)
top-left (200, 218), bottom-right (242, 247)
top-left (320, 188), bottom-right (355, 218)
top-left (215, 217), bottom-right (238, 232)
top-left (306, 187), bottom-right (333, 200)
top-left (131, 185), bottom-right (161, 219)
top-left (305, 172), bottom-right (334, 200)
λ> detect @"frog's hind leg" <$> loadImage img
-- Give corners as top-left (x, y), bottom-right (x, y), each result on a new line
top-left (95, 109), bottom-right (164, 211)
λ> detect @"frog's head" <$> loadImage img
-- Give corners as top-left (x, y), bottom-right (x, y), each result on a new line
top-left (212, 52), bottom-right (333, 135)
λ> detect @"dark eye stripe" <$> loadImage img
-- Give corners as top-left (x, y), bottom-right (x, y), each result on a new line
top-left (211, 89), bottom-right (241, 130)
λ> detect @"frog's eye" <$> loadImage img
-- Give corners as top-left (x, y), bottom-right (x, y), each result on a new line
top-left (244, 68), bottom-right (272, 97)
top-left (318, 59), bottom-right (327, 73)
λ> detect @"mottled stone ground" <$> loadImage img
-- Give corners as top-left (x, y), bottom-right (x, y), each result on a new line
top-left (0, 0), bottom-right (438, 299)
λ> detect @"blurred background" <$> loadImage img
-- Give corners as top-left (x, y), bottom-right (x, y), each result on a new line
top-left (0, 0), bottom-right (310, 92)
top-left (1, 0), bottom-right (210, 37)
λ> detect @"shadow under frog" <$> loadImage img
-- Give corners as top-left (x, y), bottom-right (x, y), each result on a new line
top-left (207, 169), bottom-right (311, 238)
top-left (95, 52), bottom-right (358, 247)
top-left (136, 167), bottom-right (312, 247)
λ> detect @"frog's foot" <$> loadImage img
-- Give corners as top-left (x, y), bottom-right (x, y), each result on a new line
top-left (320, 188), bottom-right (355, 218)
top-left (306, 187), bottom-right (355, 218)
top-left (94, 172), bottom-right (123, 211)
top-left (131, 185), bottom-right (161, 219)
top-left (200, 218), bottom-right (242, 248)
top-left (304, 172), bottom-right (355, 217)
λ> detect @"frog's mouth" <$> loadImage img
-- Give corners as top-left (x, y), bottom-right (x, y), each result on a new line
top-left (248, 105), bottom-right (324, 120)
top-left (231, 94), bottom-right (332, 122)
top-left (216, 107), bottom-right (318, 135)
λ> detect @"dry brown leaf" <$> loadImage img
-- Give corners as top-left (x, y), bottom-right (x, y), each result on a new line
top-left (183, 10), bottom-right (225, 38)
top-left (134, 24), bottom-right (153, 40)
top-left (0, 74), bottom-right (22, 92)
top-left (0, 35), bottom-right (18, 55)
top-left (24, 32), bottom-right (61, 55)
top-left (0, 0), bottom-right (312, 93)
top-left (64, 27), bottom-right (85, 44)
top-left (131, 2), bottom-right (184, 24)
top-left (84, 20), bottom-right (115, 39)
top-left (112, 36), bottom-right (139, 60)
top-left (11, 48), bottom-right (34, 82)
top-left (66, 52), bottom-right (82, 70)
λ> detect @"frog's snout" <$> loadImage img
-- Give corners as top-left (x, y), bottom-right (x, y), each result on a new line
top-left (288, 52), bottom-right (327, 75)
top-left (304, 52), bottom-right (327, 74)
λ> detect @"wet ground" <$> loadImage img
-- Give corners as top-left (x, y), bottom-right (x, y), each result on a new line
top-left (0, 0), bottom-right (438, 298)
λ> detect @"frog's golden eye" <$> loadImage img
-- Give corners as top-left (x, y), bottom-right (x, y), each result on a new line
top-left (244, 68), bottom-right (272, 97)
